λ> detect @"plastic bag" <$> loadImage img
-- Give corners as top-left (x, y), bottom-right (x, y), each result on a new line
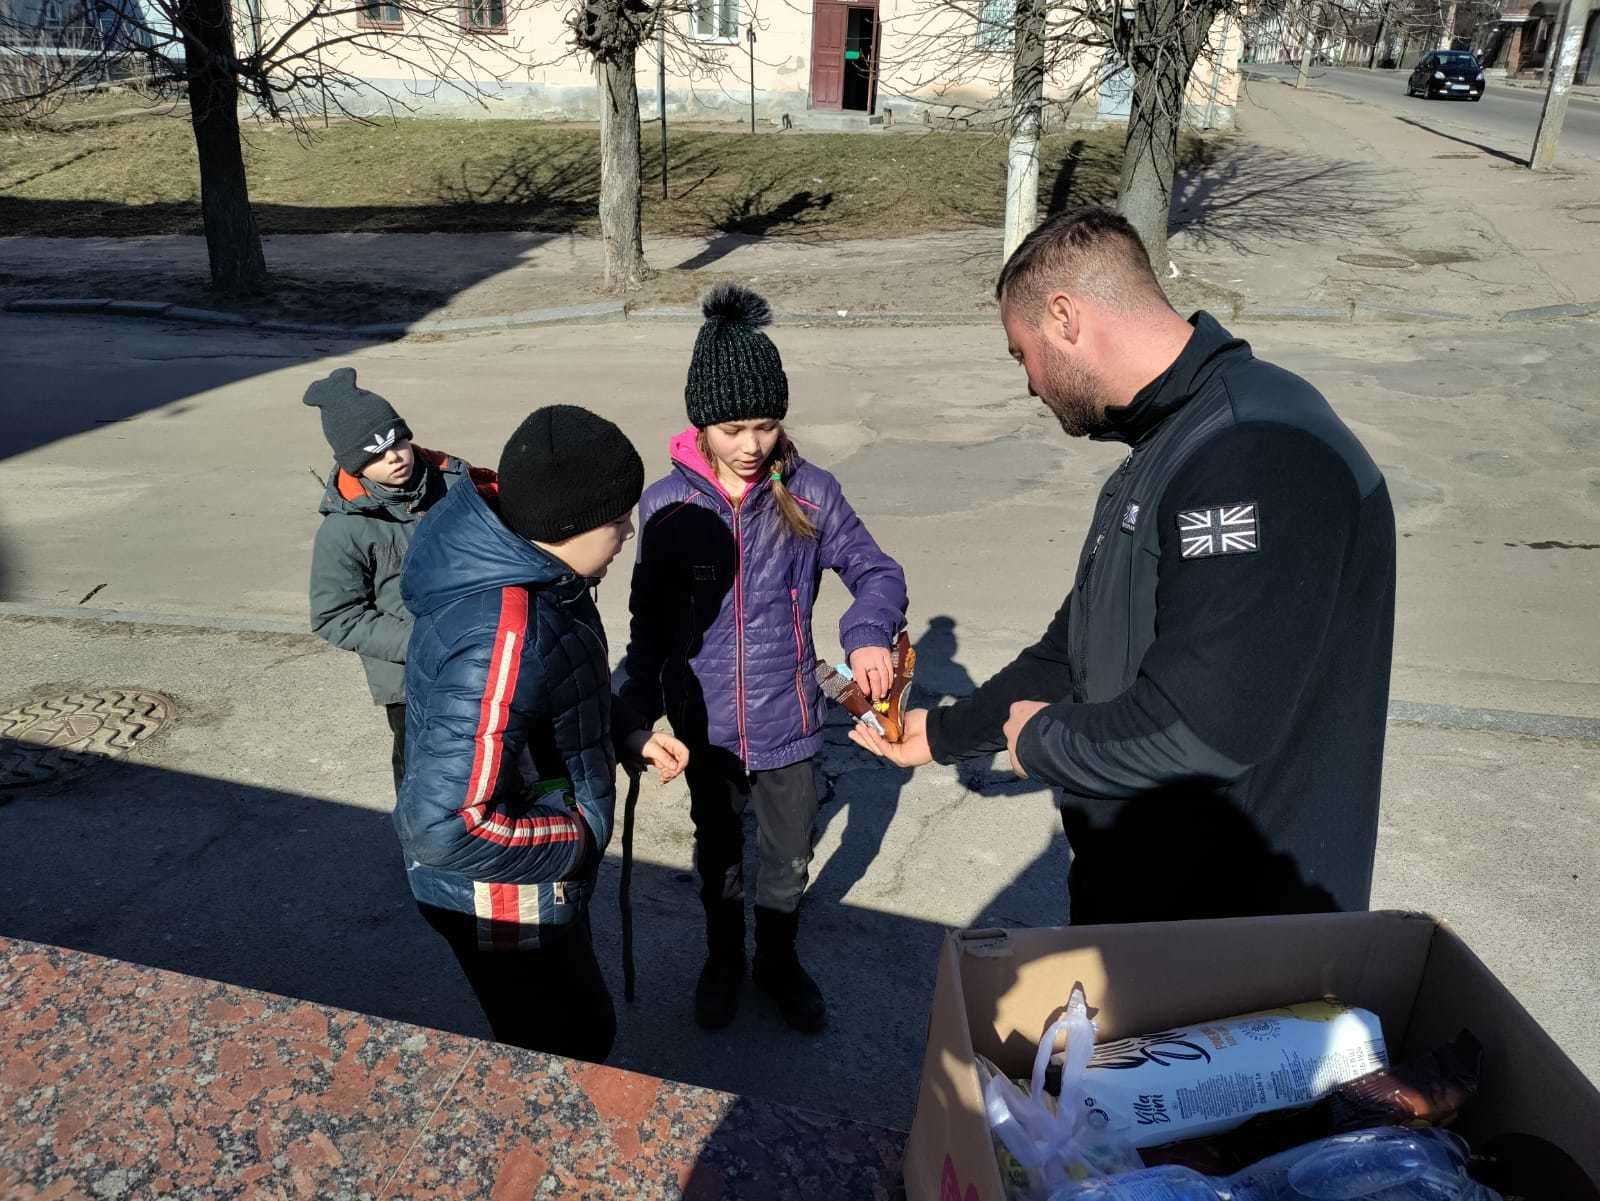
top-left (976, 985), bottom-right (1144, 1200)
top-left (1045, 1126), bottom-right (1504, 1201)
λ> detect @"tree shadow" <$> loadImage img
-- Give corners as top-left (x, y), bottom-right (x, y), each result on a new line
top-left (1392, 115), bottom-right (1529, 166)
top-left (430, 139), bottom-right (605, 224)
top-left (1169, 138), bottom-right (1401, 252)
top-left (1046, 137), bottom-right (1093, 214)
top-left (674, 180), bottom-right (836, 271)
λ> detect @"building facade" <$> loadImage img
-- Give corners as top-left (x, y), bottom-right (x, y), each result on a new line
top-left (247, 0), bottom-right (1242, 128)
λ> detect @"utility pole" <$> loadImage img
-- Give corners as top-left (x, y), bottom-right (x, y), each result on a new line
top-left (1002, 0), bottom-right (1047, 260)
top-left (1531, 0), bottom-right (1594, 168)
top-left (747, 24), bottom-right (756, 133)
top-left (657, 18), bottom-right (667, 199)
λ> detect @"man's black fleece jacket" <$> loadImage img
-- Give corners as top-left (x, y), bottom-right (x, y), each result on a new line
top-left (927, 313), bottom-right (1396, 923)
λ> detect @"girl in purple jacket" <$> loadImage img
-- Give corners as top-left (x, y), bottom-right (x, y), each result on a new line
top-left (619, 285), bottom-right (908, 1034)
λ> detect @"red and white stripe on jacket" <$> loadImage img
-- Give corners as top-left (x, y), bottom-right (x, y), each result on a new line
top-left (458, 586), bottom-right (585, 850)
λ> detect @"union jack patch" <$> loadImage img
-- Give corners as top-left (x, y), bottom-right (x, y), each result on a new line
top-left (1177, 502), bottom-right (1260, 559)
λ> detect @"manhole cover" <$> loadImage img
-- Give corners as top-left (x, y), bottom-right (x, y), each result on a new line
top-left (0, 688), bottom-right (175, 789)
top-left (1337, 253), bottom-right (1414, 269)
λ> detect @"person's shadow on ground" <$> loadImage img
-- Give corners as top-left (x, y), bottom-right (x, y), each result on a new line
top-left (810, 615), bottom-right (980, 904)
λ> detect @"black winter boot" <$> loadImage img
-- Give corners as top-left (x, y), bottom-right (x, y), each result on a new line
top-left (752, 905), bottom-right (827, 1033)
top-left (694, 900), bottom-right (745, 1030)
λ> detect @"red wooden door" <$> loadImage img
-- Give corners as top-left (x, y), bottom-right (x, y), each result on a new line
top-left (810, 2), bottom-right (849, 109)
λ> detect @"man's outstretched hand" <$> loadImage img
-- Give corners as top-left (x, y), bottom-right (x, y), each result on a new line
top-left (625, 729), bottom-right (690, 783)
top-left (1002, 700), bottom-right (1049, 777)
top-left (848, 707), bottom-right (933, 768)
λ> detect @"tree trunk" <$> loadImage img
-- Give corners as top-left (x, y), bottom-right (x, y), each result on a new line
top-left (598, 50), bottom-right (649, 292)
top-left (178, 0), bottom-right (267, 295)
top-left (1368, 1), bottom-right (1391, 67)
top-left (1118, 0), bottom-right (1210, 271)
top-left (1003, 0), bottom-right (1047, 261)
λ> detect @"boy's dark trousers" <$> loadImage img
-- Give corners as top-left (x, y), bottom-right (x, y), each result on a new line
top-left (385, 703), bottom-right (407, 795)
top-left (419, 905), bottom-right (616, 1064)
top-left (687, 751), bottom-right (819, 913)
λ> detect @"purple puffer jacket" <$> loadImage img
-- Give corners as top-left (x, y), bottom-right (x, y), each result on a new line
top-left (619, 429), bottom-right (907, 771)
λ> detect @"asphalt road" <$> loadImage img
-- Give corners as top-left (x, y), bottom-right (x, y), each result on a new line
top-left (1246, 62), bottom-right (1600, 163)
top-left (3, 313), bottom-right (1598, 1124)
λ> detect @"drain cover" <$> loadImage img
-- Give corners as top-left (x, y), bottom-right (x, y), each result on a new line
top-left (0, 688), bottom-right (175, 788)
top-left (1337, 253), bottom-right (1414, 269)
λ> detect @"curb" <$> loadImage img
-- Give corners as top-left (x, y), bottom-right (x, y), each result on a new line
top-left (6, 294), bottom-right (1597, 335)
top-left (2, 297), bottom-right (629, 337)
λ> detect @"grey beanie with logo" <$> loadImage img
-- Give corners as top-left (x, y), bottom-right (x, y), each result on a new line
top-left (303, 367), bottom-right (412, 475)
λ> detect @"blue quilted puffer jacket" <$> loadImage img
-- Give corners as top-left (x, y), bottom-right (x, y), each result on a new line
top-left (394, 477), bottom-right (629, 944)
top-left (619, 429), bottom-right (907, 771)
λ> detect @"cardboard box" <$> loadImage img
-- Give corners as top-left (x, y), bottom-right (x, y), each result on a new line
top-left (905, 911), bottom-right (1600, 1201)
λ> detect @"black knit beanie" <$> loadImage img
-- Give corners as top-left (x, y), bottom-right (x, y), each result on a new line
top-left (684, 284), bottom-right (789, 428)
top-left (497, 406), bottom-right (645, 543)
top-left (302, 367), bottom-right (412, 475)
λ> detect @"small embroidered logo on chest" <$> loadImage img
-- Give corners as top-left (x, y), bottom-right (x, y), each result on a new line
top-left (1120, 501), bottom-right (1141, 533)
top-left (1177, 502), bottom-right (1259, 558)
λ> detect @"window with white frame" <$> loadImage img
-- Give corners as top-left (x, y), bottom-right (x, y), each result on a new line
top-left (462, 0), bottom-right (506, 32)
top-left (694, 0), bottom-right (737, 40)
top-left (977, 0), bottom-right (1014, 50)
top-left (359, 0), bottom-right (403, 28)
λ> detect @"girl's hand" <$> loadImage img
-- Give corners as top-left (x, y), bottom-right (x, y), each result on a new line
top-left (849, 645), bottom-right (893, 702)
top-left (638, 732), bottom-right (689, 783)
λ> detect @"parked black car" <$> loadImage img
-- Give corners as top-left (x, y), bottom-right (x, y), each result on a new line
top-left (1407, 50), bottom-right (1486, 100)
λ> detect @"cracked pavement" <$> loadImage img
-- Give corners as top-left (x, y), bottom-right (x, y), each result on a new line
top-left (1, 312), bottom-right (1597, 1125)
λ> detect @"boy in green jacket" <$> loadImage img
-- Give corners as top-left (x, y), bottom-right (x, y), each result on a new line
top-left (305, 367), bottom-right (478, 794)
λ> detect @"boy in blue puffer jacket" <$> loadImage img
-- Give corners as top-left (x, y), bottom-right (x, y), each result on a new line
top-left (618, 285), bottom-right (908, 1034)
top-left (396, 406), bottom-right (687, 1063)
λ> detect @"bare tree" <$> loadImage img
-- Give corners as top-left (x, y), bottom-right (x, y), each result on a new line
top-left (873, 0), bottom-right (1248, 269)
top-left (569, 0), bottom-right (735, 291)
top-left (0, 0), bottom-right (583, 294)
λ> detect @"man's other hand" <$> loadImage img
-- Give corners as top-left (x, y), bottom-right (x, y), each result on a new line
top-left (1003, 701), bottom-right (1049, 777)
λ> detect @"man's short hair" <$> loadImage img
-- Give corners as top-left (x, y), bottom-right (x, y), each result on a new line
top-left (995, 206), bottom-right (1168, 318)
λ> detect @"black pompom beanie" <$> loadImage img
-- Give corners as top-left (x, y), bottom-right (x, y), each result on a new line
top-left (303, 367), bottom-right (412, 475)
top-left (497, 405), bottom-right (644, 543)
top-left (684, 283), bottom-right (789, 428)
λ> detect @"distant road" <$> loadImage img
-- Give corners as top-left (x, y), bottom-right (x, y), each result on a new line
top-left (1245, 63), bottom-right (1600, 163)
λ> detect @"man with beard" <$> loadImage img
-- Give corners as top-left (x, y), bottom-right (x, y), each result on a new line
top-left (851, 207), bottom-right (1397, 924)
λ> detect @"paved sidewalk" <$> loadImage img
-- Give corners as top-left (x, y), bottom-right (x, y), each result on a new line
top-left (3, 312), bottom-right (1597, 1122)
